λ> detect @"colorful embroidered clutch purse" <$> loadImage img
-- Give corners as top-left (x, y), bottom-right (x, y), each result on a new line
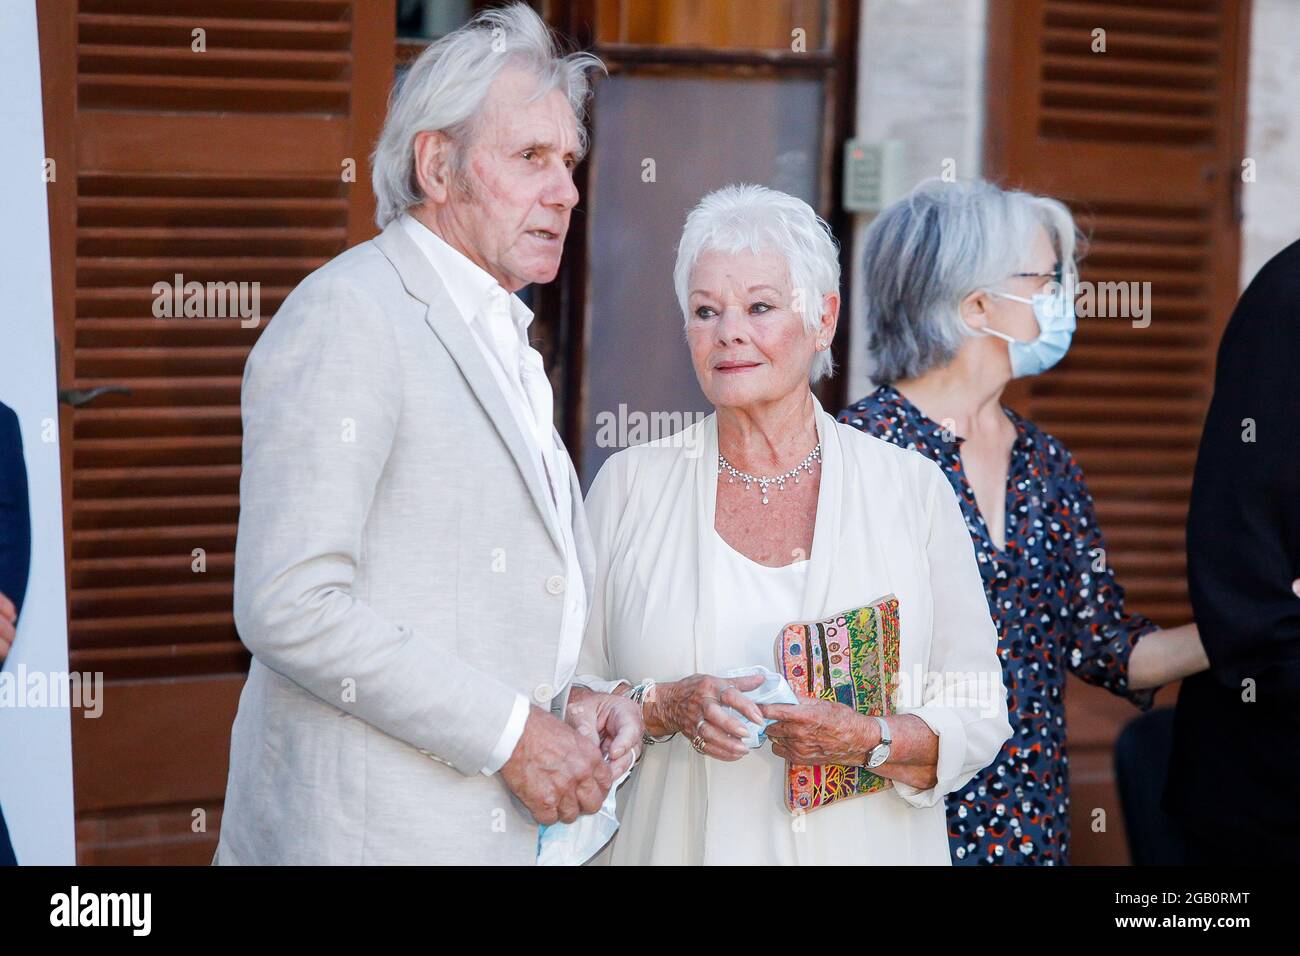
top-left (773, 594), bottom-right (901, 814)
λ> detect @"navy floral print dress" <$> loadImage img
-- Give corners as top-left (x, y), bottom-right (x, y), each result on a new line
top-left (839, 385), bottom-right (1157, 865)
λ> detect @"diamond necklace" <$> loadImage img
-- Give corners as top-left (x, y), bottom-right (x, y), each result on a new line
top-left (717, 442), bottom-right (822, 505)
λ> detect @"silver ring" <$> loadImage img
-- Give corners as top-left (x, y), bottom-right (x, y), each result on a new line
top-left (695, 718), bottom-right (707, 734)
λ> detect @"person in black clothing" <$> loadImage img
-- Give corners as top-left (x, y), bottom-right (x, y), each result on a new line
top-left (1164, 238), bottom-right (1300, 864)
top-left (0, 400), bottom-right (32, 866)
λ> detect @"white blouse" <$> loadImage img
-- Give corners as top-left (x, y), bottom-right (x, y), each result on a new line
top-left (700, 533), bottom-right (811, 864)
top-left (579, 401), bottom-right (1011, 865)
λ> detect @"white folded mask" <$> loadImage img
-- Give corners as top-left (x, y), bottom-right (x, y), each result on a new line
top-left (720, 665), bottom-right (799, 749)
top-left (536, 762), bottom-right (634, 867)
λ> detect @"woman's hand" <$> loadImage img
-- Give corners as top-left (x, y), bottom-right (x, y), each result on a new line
top-left (761, 699), bottom-right (872, 765)
top-left (648, 673), bottom-right (766, 761)
top-left (564, 685), bottom-right (643, 778)
top-left (1126, 622), bottom-right (1209, 689)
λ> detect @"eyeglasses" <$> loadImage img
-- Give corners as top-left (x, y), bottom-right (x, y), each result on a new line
top-left (1011, 261), bottom-right (1064, 285)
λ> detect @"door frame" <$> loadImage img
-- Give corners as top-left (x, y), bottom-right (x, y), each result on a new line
top-left (538, 0), bottom-right (859, 472)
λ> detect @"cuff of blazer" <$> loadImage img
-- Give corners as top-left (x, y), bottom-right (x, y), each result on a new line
top-left (415, 678), bottom-right (521, 776)
top-left (571, 674), bottom-right (631, 695)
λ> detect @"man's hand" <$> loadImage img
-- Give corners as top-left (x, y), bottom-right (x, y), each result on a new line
top-left (0, 592), bottom-right (15, 662)
top-left (565, 685), bottom-right (643, 778)
top-left (499, 706), bottom-right (613, 825)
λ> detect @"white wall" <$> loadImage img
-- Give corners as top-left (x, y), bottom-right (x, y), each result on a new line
top-left (844, 0), bottom-right (987, 402)
top-left (0, 0), bottom-right (76, 866)
top-left (844, 0), bottom-right (1300, 395)
top-left (1240, 0), bottom-right (1300, 288)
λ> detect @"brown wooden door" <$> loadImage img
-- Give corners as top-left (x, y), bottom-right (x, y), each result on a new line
top-left (37, 0), bottom-right (393, 864)
top-left (984, 0), bottom-right (1251, 863)
top-left (546, 0), bottom-right (858, 483)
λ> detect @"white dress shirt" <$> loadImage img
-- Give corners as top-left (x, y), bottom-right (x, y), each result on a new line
top-left (402, 214), bottom-right (588, 775)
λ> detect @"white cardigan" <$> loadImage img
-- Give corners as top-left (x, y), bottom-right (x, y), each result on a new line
top-left (578, 401), bottom-right (1012, 864)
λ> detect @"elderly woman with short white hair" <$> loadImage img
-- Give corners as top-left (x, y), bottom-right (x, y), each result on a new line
top-left (577, 184), bottom-right (1012, 865)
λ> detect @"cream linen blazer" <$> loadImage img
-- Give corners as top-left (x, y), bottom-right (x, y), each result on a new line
top-left (215, 219), bottom-right (593, 865)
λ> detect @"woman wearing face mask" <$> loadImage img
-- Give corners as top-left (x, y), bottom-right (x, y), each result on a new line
top-left (839, 178), bottom-right (1209, 865)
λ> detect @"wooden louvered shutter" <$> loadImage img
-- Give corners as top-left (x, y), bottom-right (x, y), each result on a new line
top-left (985, 0), bottom-right (1250, 863)
top-left (38, 0), bottom-right (393, 863)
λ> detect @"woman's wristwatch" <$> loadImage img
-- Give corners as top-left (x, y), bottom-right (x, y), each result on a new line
top-left (863, 715), bottom-right (892, 769)
top-left (627, 680), bottom-right (677, 745)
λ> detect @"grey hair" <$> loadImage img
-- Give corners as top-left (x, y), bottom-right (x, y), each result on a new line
top-left (370, 2), bottom-right (604, 228)
top-left (674, 184), bottom-right (841, 383)
top-left (859, 177), bottom-right (1083, 383)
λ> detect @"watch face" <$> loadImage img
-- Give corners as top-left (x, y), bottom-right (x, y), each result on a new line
top-left (866, 745), bottom-right (889, 769)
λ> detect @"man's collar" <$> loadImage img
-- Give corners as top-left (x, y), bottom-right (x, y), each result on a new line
top-left (400, 213), bottom-right (534, 330)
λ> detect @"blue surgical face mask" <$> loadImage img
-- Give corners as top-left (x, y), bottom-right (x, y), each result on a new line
top-left (982, 283), bottom-right (1077, 378)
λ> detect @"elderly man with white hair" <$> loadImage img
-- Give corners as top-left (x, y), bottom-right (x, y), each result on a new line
top-left (576, 184), bottom-right (1011, 864)
top-left (216, 3), bottom-right (642, 865)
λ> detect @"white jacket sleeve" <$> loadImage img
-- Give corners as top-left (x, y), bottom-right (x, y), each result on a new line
top-left (233, 279), bottom-right (521, 776)
top-left (894, 460), bottom-right (1012, 808)
top-left (573, 454), bottom-right (628, 691)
